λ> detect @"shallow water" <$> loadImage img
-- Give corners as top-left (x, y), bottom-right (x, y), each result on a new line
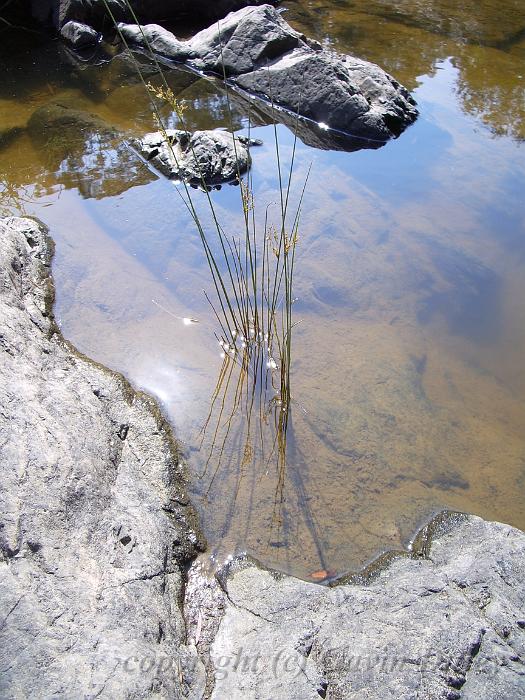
top-left (1, 1), bottom-right (524, 580)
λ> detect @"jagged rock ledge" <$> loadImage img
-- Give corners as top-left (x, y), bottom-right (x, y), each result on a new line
top-left (1, 216), bottom-right (524, 699)
top-left (0, 217), bottom-right (206, 698)
top-left (116, 4), bottom-right (418, 151)
top-left (187, 513), bottom-right (525, 699)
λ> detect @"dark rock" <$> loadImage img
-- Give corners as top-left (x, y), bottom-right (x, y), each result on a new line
top-left (216, 81), bottom-right (386, 152)
top-left (27, 0), bottom-right (132, 29)
top-left (58, 0), bottom-right (127, 27)
top-left (118, 4), bottom-right (418, 149)
top-left (60, 19), bottom-right (101, 48)
top-left (133, 128), bottom-right (258, 188)
top-left (30, 0), bottom-right (278, 30)
top-left (0, 127), bottom-right (24, 151)
top-left (27, 101), bottom-right (116, 144)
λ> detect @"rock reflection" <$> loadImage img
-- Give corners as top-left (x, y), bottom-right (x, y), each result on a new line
top-left (26, 101), bottom-right (156, 199)
top-left (284, 0), bottom-right (525, 140)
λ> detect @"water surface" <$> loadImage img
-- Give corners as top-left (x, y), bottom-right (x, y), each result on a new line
top-left (1, 0), bottom-right (524, 580)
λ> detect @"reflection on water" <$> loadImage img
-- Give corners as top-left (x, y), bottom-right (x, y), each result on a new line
top-left (197, 347), bottom-right (292, 551)
top-left (284, 0), bottom-right (525, 139)
top-left (1, 0), bottom-right (525, 579)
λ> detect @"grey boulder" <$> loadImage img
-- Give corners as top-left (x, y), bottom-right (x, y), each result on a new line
top-left (185, 3), bottom-right (304, 75)
top-left (189, 514), bottom-right (525, 699)
top-left (234, 48), bottom-right (415, 141)
top-left (134, 129), bottom-right (259, 188)
top-left (60, 19), bottom-right (101, 48)
top-left (118, 4), bottom-right (418, 147)
top-left (0, 217), bottom-right (206, 698)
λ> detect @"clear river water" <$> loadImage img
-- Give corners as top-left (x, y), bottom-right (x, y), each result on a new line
top-left (1, 0), bottom-right (524, 580)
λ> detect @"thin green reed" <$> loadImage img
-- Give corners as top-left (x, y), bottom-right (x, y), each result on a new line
top-left (101, 0), bottom-right (243, 343)
top-left (103, 0), bottom-right (310, 474)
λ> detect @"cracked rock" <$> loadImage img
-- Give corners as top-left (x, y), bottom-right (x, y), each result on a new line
top-left (204, 516), bottom-right (525, 699)
top-left (0, 216), bottom-right (205, 699)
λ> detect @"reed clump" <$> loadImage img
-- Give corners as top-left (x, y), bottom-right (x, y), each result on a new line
top-left (104, 0), bottom-right (310, 516)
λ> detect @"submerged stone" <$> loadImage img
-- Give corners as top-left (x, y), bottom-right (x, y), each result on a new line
top-left (26, 101), bottom-right (156, 199)
top-left (0, 127), bottom-right (24, 151)
top-left (27, 101), bottom-right (116, 143)
top-left (133, 129), bottom-right (260, 188)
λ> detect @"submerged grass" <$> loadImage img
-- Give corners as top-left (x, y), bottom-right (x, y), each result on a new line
top-left (103, 0), bottom-right (311, 531)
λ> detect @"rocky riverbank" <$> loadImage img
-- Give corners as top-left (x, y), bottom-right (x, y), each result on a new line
top-left (197, 514), bottom-right (525, 699)
top-left (1, 216), bottom-right (524, 698)
top-left (0, 217), bottom-right (206, 697)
